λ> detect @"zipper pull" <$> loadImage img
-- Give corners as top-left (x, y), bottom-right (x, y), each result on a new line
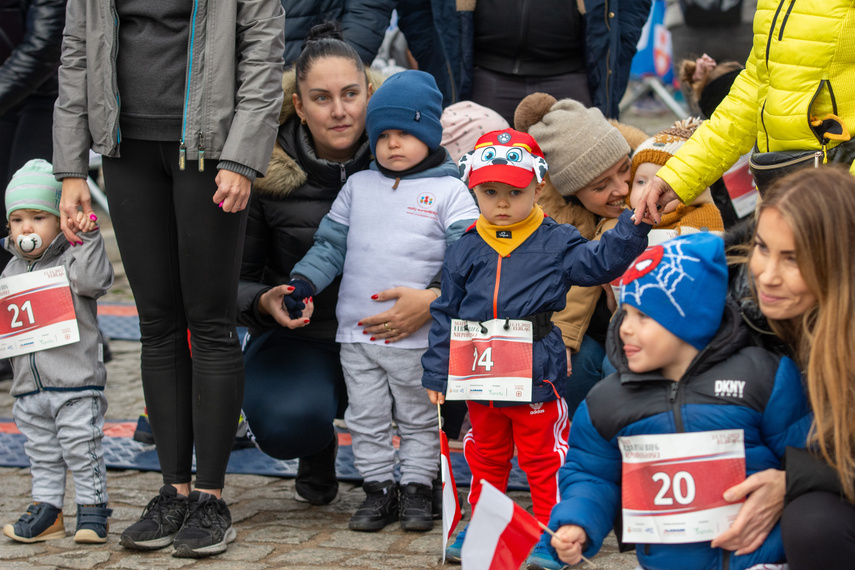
top-left (197, 131), bottom-right (205, 172)
top-left (669, 381), bottom-right (678, 403)
top-left (340, 164), bottom-right (346, 183)
top-left (179, 141), bottom-right (187, 171)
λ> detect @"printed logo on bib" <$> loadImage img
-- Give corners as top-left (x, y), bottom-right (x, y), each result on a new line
top-left (496, 230), bottom-right (512, 239)
top-left (407, 193), bottom-right (438, 220)
top-left (619, 430), bottom-right (745, 544)
top-left (447, 318), bottom-right (533, 402)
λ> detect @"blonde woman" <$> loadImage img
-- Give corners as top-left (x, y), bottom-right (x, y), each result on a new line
top-left (713, 167), bottom-right (855, 569)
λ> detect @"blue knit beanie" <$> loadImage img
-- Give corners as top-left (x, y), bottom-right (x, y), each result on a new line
top-left (366, 70), bottom-right (443, 155)
top-left (5, 159), bottom-right (62, 220)
top-left (619, 233), bottom-right (727, 350)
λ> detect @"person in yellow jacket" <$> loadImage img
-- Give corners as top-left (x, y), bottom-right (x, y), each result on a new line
top-left (636, 0), bottom-right (855, 223)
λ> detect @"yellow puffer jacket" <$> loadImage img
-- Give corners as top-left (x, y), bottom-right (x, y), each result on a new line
top-left (659, 0), bottom-right (855, 203)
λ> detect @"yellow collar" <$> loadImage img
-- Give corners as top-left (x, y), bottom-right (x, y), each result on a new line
top-left (476, 204), bottom-right (545, 257)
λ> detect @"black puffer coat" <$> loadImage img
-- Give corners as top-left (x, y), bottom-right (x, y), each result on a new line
top-left (236, 69), bottom-right (382, 339)
top-left (0, 0), bottom-right (64, 115)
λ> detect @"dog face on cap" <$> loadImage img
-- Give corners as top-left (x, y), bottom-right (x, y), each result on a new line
top-left (458, 129), bottom-right (548, 190)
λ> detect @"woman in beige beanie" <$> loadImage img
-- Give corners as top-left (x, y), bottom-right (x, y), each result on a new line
top-left (514, 93), bottom-right (647, 416)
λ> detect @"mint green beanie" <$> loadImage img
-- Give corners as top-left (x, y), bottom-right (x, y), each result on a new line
top-left (5, 159), bottom-right (62, 220)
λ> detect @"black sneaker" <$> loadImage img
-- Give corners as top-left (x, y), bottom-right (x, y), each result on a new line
top-left (120, 485), bottom-right (188, 550)
top-left (399, 482), bottom-right (434, 532)
top-left (295, 435), bottom-right (339, 505)
top-left (3, 503), bottom-right (65, 543)
top-left (348, 480), bottom-right (399, 532)
top-left (74, 503), bottom-right (113, 544)
top-left (172, 491), bottom-right (236, 558)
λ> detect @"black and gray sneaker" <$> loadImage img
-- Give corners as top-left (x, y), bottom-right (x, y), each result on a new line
top-left (172, 491), bottom-right (236, 558)
top-left (399, 482), bottom-right (434, 531)
top-left (120, 485), bottom-right (188, 550)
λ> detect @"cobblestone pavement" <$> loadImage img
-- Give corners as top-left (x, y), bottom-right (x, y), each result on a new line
top-left (0, 101), bottom-right (674, 568)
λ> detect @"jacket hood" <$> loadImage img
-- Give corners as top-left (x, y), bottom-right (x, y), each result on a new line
top-left (606, 299), bottom-right (750, 382)
top-left (255, 67), bottom-right (385, 197)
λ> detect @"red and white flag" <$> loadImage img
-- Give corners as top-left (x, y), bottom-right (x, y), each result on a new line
top-left (461, 480), bottom-right (541, 570)
top-left (441, 429), bottom-right (462, 562)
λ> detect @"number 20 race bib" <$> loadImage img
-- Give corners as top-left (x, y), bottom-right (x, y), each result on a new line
top-left (0, 266), bottom-right (79, 358)
top-left (619, 429), bottom-right (746, 544)
top-left (446, 318), bottom-right (532, 402)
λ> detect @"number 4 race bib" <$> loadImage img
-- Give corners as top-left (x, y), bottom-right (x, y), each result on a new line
top-left (0, 267), bottom-right (79, 358)
top-left (619, 429), bottom-right (746, 544)
top-left (446, 318), bottom-right (532, 402)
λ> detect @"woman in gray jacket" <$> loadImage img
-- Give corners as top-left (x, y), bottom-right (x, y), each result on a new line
top-left (52, 0), bottom-right (285, 558)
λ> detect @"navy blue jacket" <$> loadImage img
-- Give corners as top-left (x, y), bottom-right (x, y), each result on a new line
top-left (399, 0), bottom-right (650, 116)
top-left (548, 303), bottom-right (812, 570)
top-left (422, 209), bottom-right (648, 405)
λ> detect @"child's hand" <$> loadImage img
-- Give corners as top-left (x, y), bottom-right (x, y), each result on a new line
top-left (258, 284), bottom-right (314, 329)
top-left (427, 389), bottom-right (445, 405)
top-left (552, 524), bottom-right (587, 565)
top-left (74, 210), bottom-right (98, 233)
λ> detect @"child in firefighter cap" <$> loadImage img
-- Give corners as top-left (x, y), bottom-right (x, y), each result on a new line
top-left (421, 128), bottom-right (652, 566)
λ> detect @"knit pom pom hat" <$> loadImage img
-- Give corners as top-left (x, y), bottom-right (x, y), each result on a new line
top-left (619, 233), bottom-right (727, 350)
top-left (5, 159), bottom-right (62, 220)
top-left (366, 70), bottom-right (443, 156)
top-left (631, 117), bottom-right (703, 184)
top-left (514, 93), bottom-right (630, 196)
top-left (440, 101), bottom-right (509, 163)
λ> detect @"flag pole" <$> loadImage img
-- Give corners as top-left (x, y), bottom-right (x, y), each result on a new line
top-left (536, 521), bottom-right (597, 568)
top-left (437, 401), bottom-right (442, 431)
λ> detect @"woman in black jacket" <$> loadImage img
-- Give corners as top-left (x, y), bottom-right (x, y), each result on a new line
top-left (237, 23), bottom-right (438, 505)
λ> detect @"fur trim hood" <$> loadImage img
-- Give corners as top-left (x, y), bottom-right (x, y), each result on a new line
top-left (254, 67), bottom-right (385, 197)
top-left (514, 92), bottom-right (649, 239)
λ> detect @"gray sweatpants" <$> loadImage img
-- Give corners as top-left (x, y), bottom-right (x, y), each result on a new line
top-left (341, 343), bottom-right (439, 487)
top-left (13, 389), bottom-right (108, 508)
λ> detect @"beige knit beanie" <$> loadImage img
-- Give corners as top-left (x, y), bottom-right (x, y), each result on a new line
top-left (516, 94), bottom-right (630, 196)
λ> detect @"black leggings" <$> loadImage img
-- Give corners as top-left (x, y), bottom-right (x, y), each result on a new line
top-left (781, 491), bottom-right (855, 569)
top-left (102, 138), bottom-right (247, 489)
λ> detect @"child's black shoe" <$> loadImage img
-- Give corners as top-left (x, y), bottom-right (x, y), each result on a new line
top-left (74, 503), bottom-right (113, 543)
top-left (399, 482), bottom-right (434, 531)
top-left (348, 480), bottom-right (398, 532)
top-left (295, 435), bottom-right (339, 505)
top-left (3, 502), bottom-right (65, 543)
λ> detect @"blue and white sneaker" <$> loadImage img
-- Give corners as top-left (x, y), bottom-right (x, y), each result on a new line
top-left (445, 524), bottom-right (467, 563)
top-left (525, 536), bottom-right (568, 570)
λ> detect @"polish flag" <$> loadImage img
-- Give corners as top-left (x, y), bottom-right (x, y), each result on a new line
top-left (441, 429), bottom-right (462, 562)
top-left (461, 480), bottom-right (541, 570)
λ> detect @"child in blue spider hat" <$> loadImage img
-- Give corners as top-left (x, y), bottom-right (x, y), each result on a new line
top-left (545, 233), bottom-right (811, 570)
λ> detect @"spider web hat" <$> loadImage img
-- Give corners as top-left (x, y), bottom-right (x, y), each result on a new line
top-left (619, 233), bottom-right (727, 350)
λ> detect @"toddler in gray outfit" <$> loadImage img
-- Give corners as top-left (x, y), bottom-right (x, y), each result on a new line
top-left (1, 159), bottom-right (114, 544)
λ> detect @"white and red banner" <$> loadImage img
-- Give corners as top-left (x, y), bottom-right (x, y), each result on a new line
top-left (619, 429), bottom-right (746, 544)
top-left (440, 429), bottom-right (462, 562)
top-left (0, 266), bottom-right (79, 358)
top-left (461, 480), bottom-right (541, 570)
top-left (447, 318), bottom-right (532, 402)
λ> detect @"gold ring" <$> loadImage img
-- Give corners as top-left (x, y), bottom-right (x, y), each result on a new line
top-left (384, 322), bottom-right (390, 330)
top-left (391, 329), bottom-right (398, 336)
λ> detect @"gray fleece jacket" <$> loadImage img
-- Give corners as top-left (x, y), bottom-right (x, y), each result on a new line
top-left (3, 230), bottom-right (114, 397)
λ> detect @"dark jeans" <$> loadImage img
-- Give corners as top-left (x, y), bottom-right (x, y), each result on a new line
top-left (782, 491), bottom-right (855, 569)
top-left (242, 329), bottom-right (343, 460)
top-left (102, 138), bottom-right (247, 490)
top-left (564, 335), bottom-right (606, 419)
top-left (470, 66), bottom-right (592, 126)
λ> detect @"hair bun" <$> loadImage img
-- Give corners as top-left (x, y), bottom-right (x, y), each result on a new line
top-left (304, 21), bottom-right (344, 46)
top-left (514, 93), bottom-right (557, 133)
